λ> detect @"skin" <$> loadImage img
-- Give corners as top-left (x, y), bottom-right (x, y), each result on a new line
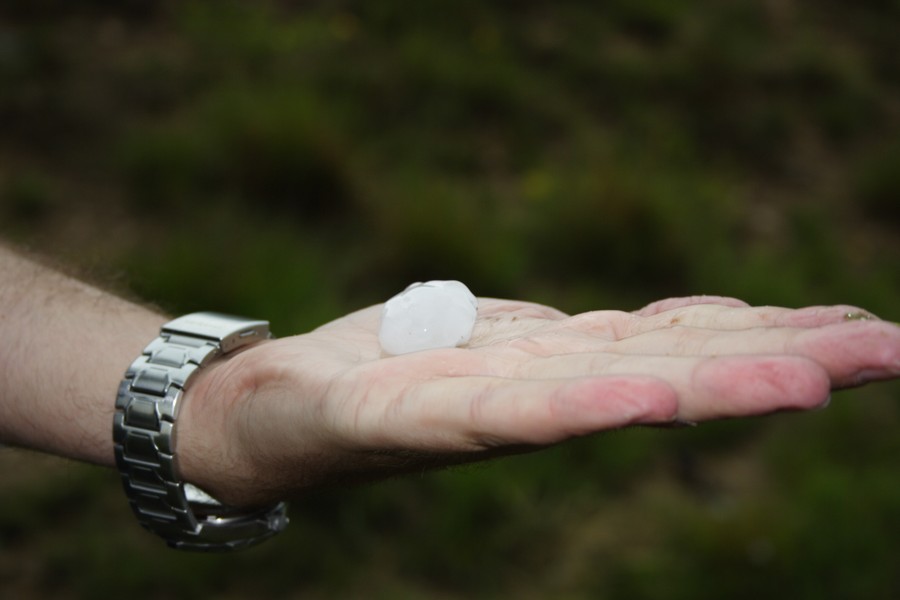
top-left (179, 296), bottom-right (900, 507)
top-left (2, 246), bottom-right (899, 509)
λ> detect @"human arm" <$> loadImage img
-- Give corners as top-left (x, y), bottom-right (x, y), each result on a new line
top-left (2, 244), bottom-right (898, 510)
top-left (0, 245), bottom-right (166, 467)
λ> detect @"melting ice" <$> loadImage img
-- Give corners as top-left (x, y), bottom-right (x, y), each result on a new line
top-left (378, 280), bottom-right (478, 355)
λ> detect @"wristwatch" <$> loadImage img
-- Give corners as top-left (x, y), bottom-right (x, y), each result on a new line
top-left (113, 312), bottom-right (289, 551)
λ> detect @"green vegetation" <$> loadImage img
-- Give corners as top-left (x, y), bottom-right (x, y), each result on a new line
top-left (1, 1), bottom-right (898, 598)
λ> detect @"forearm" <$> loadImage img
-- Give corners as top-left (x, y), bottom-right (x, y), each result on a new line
top-left (0, 245), bottom-right (167, 467)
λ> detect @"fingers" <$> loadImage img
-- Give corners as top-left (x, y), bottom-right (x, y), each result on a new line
top-left (686, 355), bottom-right (832, 418)
top-left (351, 354), bottom-right (831, 452)
top-left (633, 295), bottom-right (750, 316)
top-left (562, 304), bottom-right (881, 341)
top-left (605, 320), bottom-right (899, 387)
top-left (316, 297), bottom-right (896, 466)
top-left (786, 320), bottom-right (899, 388)
top-left (628, 304), bottom-right (880, 335)
top-left (509, 351), bottom-right (832, 416)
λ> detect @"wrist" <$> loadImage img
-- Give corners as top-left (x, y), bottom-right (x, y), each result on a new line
top-left (113, 312), bottom-right (288, 550)
top-left (176, 345), bottom-right (276, 508)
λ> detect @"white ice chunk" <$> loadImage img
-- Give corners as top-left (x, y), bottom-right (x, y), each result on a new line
top-left (378, 280), bottom-right (478, 355)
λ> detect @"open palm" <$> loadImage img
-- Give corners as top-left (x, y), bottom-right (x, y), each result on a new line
top-left (181, 295), bottom-right (899, 506)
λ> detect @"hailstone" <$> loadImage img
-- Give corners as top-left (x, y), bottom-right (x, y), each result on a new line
top-left (378, 280), bottom-right (478, 355)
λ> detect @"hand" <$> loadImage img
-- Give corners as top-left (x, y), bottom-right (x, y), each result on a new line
top-left (178, 295), bottom-right (900, 507)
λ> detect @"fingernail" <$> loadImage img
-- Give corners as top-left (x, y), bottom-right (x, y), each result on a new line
top-left (666, 418), bottom-right (698, 428)
top-left (844, 311), bottom-right (880, 321)
top-left (814, 394), bottom-right (831, 411)
top-left (854, 369), bottom-right (892, 385)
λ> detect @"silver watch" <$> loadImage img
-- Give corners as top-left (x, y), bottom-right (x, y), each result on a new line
top-left (113, 312), bottom-right (289, 551)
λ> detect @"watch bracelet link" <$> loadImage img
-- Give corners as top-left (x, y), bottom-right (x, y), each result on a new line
top-left (113, 312), bottom-right (288, 551)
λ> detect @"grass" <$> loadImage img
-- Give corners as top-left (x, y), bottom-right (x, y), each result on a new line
top-left (1, 1), bottom-right (898, 598)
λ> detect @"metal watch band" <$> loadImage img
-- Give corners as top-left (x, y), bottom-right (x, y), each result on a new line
top-left (113, 312), bottom-right (289, 551)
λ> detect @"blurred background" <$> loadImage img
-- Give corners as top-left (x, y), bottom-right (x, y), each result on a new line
top-left (1, 0), bottom-right (898, 597)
